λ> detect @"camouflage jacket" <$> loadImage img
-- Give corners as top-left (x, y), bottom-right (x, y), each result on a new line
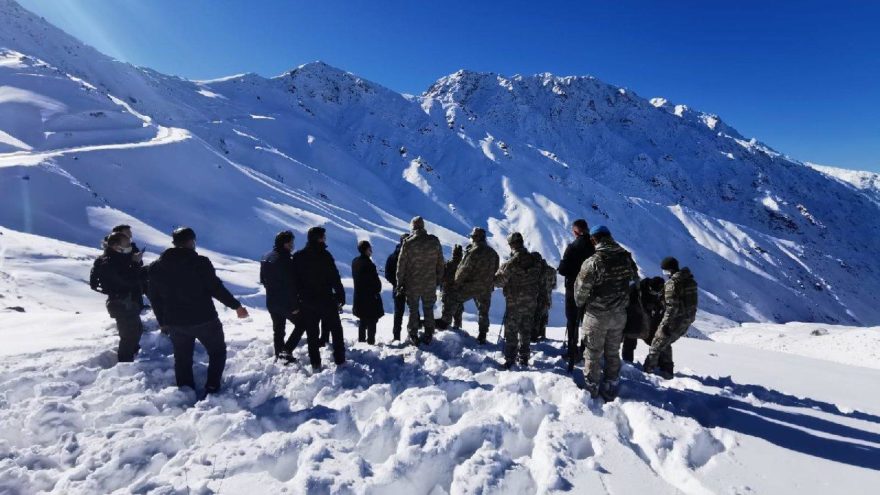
top-left (455, 241), bottom-right (500, 296)
top-left (661, 268), bottom-right (698, 325)
top-left (537, 257), bottom-right (557, 306)
top-left (494, 247), bottom-right (541, 306)
top-left (574, 240), bottom-right (639, 314)
top-left (396, 228), bottom-right (444, 296)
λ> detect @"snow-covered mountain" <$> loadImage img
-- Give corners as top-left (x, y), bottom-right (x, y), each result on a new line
top-left (2, 0), bottom-right (879, 325)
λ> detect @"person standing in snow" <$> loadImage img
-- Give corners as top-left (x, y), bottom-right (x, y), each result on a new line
top-left (438, 244), bottom-right (465, 330)
top-left (557, 219), bottom-right (595, 370)
top-left (494, 232), bottom-right (542, 369)
top-left (437, 227), bottom-right (500, 344)
top-left (260, 230), bottom-right (300, 364)
top-left (111, 224), bottom-right (149, 307)
top-left (384, 233), bottom-right (409, 342)
top-left (292, 227), bottom-right (346, 369)
top-left (574, 225), bottom-right (639, 400)
top-left (89, 231), bottom-right (145, 363)
top-left (396, 216), bottom-right (444, 346)
top-left (352, 240), bottom-right (384, 345)
top-left (621, 277), bottom-right (665, 363)
top-left (531, 251), bottom-right (557, 342)
top-left (643, 257), bottom-right (698, 378)
top-left (148, 227), bottom-right (249, 395)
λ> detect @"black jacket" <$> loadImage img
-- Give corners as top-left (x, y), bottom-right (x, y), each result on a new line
top-left (91, 249), bottom-right (143, 301)
top-left (557, 235), bottom-right (595, 287)
top-left (260, 247), bottom-right (299, 315)
top-left (352, 254), bottom-right (384, 320)
top-left (147, 247), bottom-right (241, 327)
top-left (292, 242), bottom-right (345, 311)
top-left (384, 244), bottom-right (402, 286)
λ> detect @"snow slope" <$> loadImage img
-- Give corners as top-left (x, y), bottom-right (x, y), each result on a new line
top-left (0, 0), bottom-right (879, 326)
top-left (1, 226), bottom-right (879, 494)
top-left (807, 162), bottom-right (880, 207)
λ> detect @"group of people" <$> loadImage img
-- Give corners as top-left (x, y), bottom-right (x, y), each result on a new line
top-left (90, 216), bottom-right (698, 401)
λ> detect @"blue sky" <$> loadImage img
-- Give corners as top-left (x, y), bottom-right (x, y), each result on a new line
top-left (18, 0), bottom-right (880, 172)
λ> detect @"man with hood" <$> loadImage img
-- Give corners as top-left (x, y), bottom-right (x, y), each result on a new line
top-left (396, 216), bottom-right (444, 345)
top-left (437, 227), bottom-right (500, 343)
top-left (574, 225), bottom-right (639, 400)
top-left (494, 232), bottom-right (541, 368)
top-left (148, 227), bottom-right (249, 395)
top-left (643, 257), bottom-right (698, 379)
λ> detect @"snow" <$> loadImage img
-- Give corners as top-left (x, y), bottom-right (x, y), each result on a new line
top-left (1, 226), bottom-right (880, 493)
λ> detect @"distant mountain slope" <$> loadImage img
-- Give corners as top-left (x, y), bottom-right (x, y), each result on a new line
top-left (808, 162), bottom-right (880, 206)
top-left (1, 0), bottom-right (879, 325)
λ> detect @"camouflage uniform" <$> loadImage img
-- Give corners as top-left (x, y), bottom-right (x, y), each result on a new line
top-left (440, 245), bottom-right (464, 329)
top-left (495, 233), bottom-right (542, 366)
top-left (441, 228), bottom-right (500, 341)
top-left (644, 268), bottom-right (698, 375)
top-left (575, 238), bottom-right (639, 396)
top-left (531, 252), bottom-right (557, 342)
top-left (396, 217), bottom-right (444, 343)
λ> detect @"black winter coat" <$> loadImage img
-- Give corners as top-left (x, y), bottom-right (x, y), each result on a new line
top-left (292, 242), bottom-right (345, 311)
top-left (91, 249), bottom-right (143, 299)
top-left (384, 244), bottom-right (402, 286)
top-left (352, 254), bottom-right (384, 320)
top-left (260, 247), bottom-right (299, 315)
top-left (147, 247), bottom-right (241, 327)
top-left (557, 235), bottom-right (595, 287)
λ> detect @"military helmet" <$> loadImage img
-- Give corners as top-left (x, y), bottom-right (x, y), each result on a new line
top-left (507, 232), bottom-right (524, 247)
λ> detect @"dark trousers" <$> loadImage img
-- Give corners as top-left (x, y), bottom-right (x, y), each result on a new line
top-left (622, 336), bottom-right (638, 362)
top-left (300, 306), bottom-right (345, 365)
top-left (270, 312), bottom-right (300, 356)
top-left (564, 284), bottom-right (580, 358)
top-left (392, 290), bottom-right (406, 340)
top-left (115, 313), bottom-right (143, 362)
top-left (169, 319), bottom-right (226, 391)
top-left (358, 318), bottom-right (377, 344)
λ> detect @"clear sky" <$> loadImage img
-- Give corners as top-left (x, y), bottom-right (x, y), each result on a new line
top-left (17, 0), bottom-right (880, 172)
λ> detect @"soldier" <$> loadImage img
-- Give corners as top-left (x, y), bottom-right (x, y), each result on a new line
top-left (396, 216), bottom-right (444, 345)
top-left (494, 232), bottom-right (542, 369)
top-left (621, 277), bottom-right (665, 363)
top-left (440, 244), bottom-right (464, 329)
top-left (574, 225), bottom-right (639, 400)
top-left (557, 219), bottom-right (594, 369)
top-left (89, 231), bottom-right (145, 363)
top-left (384, 233), bottom-right (409, 341)
top-left (437, 227), bottom-right (500, 344)
top-left (531, 251), bottom-right (557, 342)
top-left (643, 257), bottom-right (698, 379)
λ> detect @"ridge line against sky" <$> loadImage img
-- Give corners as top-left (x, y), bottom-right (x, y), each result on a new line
top-left (15, 0), bottom-right (880, 173)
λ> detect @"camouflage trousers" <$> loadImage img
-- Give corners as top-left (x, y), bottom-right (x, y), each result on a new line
top-left (440, 289), bottom-right (464, 328)
top-left (442, 291), bottom-right (492, 336)
top-left (504, 302), bottom-right (538, 364)
top-left (581, 309), bottom-right (627, 385)
top-left (644, 317), bottom-right (694, 373)
top-left (406, 292), bottom-right (437, 336)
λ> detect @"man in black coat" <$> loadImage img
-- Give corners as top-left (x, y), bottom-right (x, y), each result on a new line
top-left (352, 240), bottom-right (384, 345)
top-left (260, 230), bottom-right (300, 363)
top-left (292, 226), bottom-right (346, 369)
top-left (556, 218), bottom-right (594, 370)
top-left (90, 231), bottom-right (144, 362)
top-left (384, 233), bottom-right (408, 341)
top-left (148, 227), bottom-right (249, 394)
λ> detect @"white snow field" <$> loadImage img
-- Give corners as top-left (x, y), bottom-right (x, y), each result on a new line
top-left (2, 0), bottom-right (880, 492)
top-left (1, 226), bottom-right (880, 494)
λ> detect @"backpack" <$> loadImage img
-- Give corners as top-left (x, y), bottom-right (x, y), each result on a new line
top-left (89, 255), bottom-right (109, 294)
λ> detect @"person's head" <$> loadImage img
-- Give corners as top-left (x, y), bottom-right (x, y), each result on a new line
top-left (106, 231), bottom-right (132, 253)
top-left (452, 244), bottom-right (463, 260)
top-left (307, 226), bottom-right (327, 245)
top-left (274, 230), bottom-right (295, 251)
top-left (470, 227), bottom-right (487, 244)
top-left (172, 227), bottom-right (197, 249)
top-left (644, 276), bottom-right (665, 298)
top-left (507, 232), bottom-right (524, 250)
top-left (357, 240), bottom-right (372, 257)
top-left (410, 216), bottom-right (425, 232)
top-left (588, 225), bottom-right (612, 246)
top-left (112, 224), bottom-right (133, 239)
top-left (660, 257), bottom-right (679, 277)
top-left (572, 219), bottom-right (588, 237)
